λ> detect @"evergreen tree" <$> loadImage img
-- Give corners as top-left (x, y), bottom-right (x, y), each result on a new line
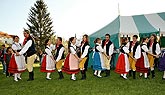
top-left (26, 0), bottom-right (54, 51)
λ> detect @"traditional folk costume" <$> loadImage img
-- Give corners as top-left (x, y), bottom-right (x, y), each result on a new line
top-left (159, 50), bottom-right (165, 71)
top-left (8, 42), bottom-right (26, 81)
top-left (158, 50), bottom-right (165, 80)
top-left (136, 42), bottom-right (150, 78)
top-left (102, 39), bottom-right (114, 77)
top-left (127, 41), bottom-right (141, 79)
top-left (115, 45), bottom-right (130, 79)
top-left (62, 43), bottom-right (79, 80)
top-left (19, 36), bottom-right (36, 81)
top-left (41, 46), bottom-right (55, 80)
top-left (79, 41), bottom-right (90, 80)
top-left (147, 41), bottom-right (161, 78)
top-left (54, 44), bottom-right (65, 79)
top-left (93, 43), bottom-right (106, 77)
top-left (4, 53), bottom-right (12, 77)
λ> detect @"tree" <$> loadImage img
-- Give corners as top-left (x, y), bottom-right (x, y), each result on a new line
top-left (26, 0), bottom-right (54, 51)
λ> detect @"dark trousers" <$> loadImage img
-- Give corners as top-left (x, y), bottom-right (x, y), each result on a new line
top-left (6, 64), bottom-right (9, 76)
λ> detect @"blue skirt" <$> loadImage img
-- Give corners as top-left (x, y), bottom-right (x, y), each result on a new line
top-left (159, 50), bottom-right (165, 71)
top-left (93, 52), bottom-right (104, 70)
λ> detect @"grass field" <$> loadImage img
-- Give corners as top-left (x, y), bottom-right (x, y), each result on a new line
top-left (0, 64), bottom-right (165, 95)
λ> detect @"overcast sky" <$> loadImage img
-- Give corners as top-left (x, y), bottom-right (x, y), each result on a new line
top-left (0, 0), bottom-right (165, 42)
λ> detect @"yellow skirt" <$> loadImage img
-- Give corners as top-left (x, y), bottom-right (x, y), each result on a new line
top-left (79, 57), bottom-right (88, 69)
top-left (56, 59), bottom-right (64, 70)
top-left (148, 54), bottom-right (155, 68)
top-left (128, 52), bottom-right (136, 71)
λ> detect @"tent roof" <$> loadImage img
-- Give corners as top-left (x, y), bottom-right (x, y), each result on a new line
top-left (90, 12), bottom-right (165, 37)
top-left (90, 16), bottom-right (120, 38)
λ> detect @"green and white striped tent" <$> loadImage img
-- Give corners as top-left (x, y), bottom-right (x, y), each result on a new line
top-left (89, 12), bottom-right (165, 67)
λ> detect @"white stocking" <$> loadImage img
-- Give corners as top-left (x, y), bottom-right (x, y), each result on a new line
top-left (17, 73), bottom-right (21, 78)
top-left (94, 70), bottom-right (97, 75)
top-left (163, 71), bottom-right (165, 78)
top-left (14, 73), bottom-right (18, 80)
top-left (144, 73), bottom-right (147, 78)
top-left (71, 74), bottom-right (75, 79)
top-left (46, 73), bottom-right (51, 78)
top-left (97, 70), bottom-right (101, 76)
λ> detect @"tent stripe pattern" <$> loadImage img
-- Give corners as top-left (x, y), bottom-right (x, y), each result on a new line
top-left (144, 14), bottom-right (165, 33)
top-left (132, 15), bottom-right (158, 34)
top-left (158, 12), bottom-right (165, 21)
top-left (120, 16), bottom-right (139, 35)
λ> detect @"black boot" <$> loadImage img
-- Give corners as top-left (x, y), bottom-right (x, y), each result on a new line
top-left (129, 70), bottom-right (132, 77)
top-left (133, 71), bottom-right (136, 79)
top-left (31, 71), bottom-right (34, 80)
top-left (81, 70), bottom-right (86, 80)
top-left (147, 69), bottom-right (150, 77)
top-left (84, 71), bottom-right (86, 79)
top-left (58, 71), bottom-right (64, 79)
top-left (105, 70), bottom-right (110, 77)
top-left (27, 71), bottom-right (34, 81)
top-left (27, 72), bottom-right (32, 81)
top-left (162, 77), bottom-right (165, 80)
top-left (151, 70), bottom-right (155, 78)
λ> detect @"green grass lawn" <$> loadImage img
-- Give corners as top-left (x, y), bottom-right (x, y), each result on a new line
top-left (0, 65), bottom-right (165, 95)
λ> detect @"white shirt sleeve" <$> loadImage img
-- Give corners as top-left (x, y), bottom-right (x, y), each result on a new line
top-left (70, 47), bottom-right (76, 54)
top-left (12, 44), bottom-right (17, 51)
top-left (45, 48), bottom-right (52, 56)
top-left (56, 47), bottom-right (65, 62)
top-left (19, 40), bottom-right (32, 55)
top-left (142, 45), bottom-right (149, 52)
top-left (109, 44), bottom-right (114, 56)
top-left (156, 43), bottom-right (161, 55)
top-left (123, 47), bottom-right (129, 53)
top-left (96, 45), bottom-right (104, 52)
top-left (81, 45), bottom-right (90, 58)
top-left (134, 45), bottom-right (141, 59)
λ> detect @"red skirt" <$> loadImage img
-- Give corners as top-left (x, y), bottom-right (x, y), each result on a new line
top-left (40, 56), bottom-right (55, 73)
top-left (62, 54), bottom-right (79, 74)
top-left (115, 54), bottom-right (128, 74)
top-left (136, 54), bottom-right (148, 73)
top-left (8, 55), bottom-right (26, 73)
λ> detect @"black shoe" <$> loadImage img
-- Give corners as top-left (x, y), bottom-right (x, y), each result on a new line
top-left (27, 79), bottom-right (33, 81)
top-left (122, 76), bottom-right (128, 80)
top-left (139, 74), bottom-right (143, 78)
top-left (70, 77), bottom-right (76, 81)
top-left (93, 74), bottom-right (97, 76)
top-left (162, 77), bottom-right (165, 80)
top-left (46, 77), bottom-right (51, 80)
top-left (17, 77), bottom-right (22, 80)
top-left (145, 77), bottom-right (149, 79)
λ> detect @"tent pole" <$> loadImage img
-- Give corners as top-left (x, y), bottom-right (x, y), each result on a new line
top-left (118, 3), bottom-right (120, 16)
top-left (118, 33), bottom-right (121, 47)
